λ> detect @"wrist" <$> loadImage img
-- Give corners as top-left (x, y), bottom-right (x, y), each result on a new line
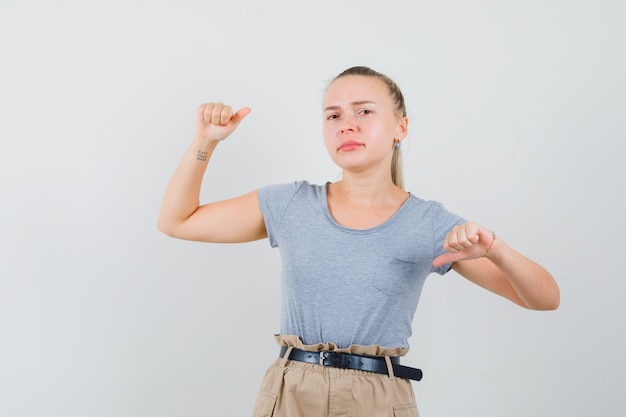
top-left (484, 231), bottom-right (499, 260)
top-left (188, 137), bottom-right (219, 164)
top-left (192, 136), bottom-right (220, 151)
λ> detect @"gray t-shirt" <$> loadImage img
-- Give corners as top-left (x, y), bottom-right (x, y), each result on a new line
top-left (258, 181), bottom-right (466, 349)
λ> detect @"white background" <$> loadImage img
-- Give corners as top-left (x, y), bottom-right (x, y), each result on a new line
top-left (1, 0), bottom-right (625, 416)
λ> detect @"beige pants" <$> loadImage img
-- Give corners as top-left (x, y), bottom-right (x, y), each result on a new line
top-left (251, 335), bottom-right (419, 417)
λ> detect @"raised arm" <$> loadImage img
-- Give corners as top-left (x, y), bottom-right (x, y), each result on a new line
top-left (433, 222), bottom-right (560, 310)
top-left (157, 103), bottom-right (267, 243)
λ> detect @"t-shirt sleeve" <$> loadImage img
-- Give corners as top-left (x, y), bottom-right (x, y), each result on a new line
top-left (257, 181), bottom-right (305, 248)
top-left (431, 202), bottom-right (467, 275)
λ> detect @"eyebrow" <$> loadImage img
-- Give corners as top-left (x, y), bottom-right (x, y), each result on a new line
top-left (323, 100), bottom-right (377, 112)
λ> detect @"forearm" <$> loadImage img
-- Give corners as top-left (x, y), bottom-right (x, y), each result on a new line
top-left (157, 138), bottom-right (218, 235)
top-left (486, 240), bottom-right (560, 310)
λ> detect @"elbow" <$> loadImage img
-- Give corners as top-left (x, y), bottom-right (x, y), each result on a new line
top-left (157, 218), bottom-right (178, 238)
top-left (547, 293), bottom-right (560, 310)
top-left (157, 208), bottom-right (187, 238)
top-left (526, 286), bottom-right (560, 311)
top-left (524, 271), bottom-right (560, 311)
top-left (546, 294), bottom-right (560, 311)
top-left (532, 298), bottom-right (559, 311)
top-left (543, 280), bottom-right (561, 310)
top-left (157, 223), bottom-right (170, 236)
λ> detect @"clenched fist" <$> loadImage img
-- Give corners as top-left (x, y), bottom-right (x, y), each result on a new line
top-left (195, 102), bottom-right (251, 142)
top-left (432, 222), bottom-right (497, 268)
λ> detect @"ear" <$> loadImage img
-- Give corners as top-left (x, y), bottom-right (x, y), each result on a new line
top-left (395, 116), bottom-right (408, 141)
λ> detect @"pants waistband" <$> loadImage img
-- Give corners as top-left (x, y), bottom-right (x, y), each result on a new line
top-left (279, 346), bottom-right (423, 381)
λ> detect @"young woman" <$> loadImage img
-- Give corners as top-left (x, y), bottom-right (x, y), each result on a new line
top-left (158, 66), bottom-right (560, 417)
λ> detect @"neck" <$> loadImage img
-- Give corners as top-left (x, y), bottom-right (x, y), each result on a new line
top-left (326, 172), bottom-right (410, 230)
top-left (331, 172), bottom-right (401, 205)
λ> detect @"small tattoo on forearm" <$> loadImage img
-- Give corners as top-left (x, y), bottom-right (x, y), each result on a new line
top-left (197, 150), bottom-right (208, 161)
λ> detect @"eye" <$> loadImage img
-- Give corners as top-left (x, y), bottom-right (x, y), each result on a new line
top-left (326, 113), bottom-right (340, 120)
top-left (358, 109), bottom-right (373, 115)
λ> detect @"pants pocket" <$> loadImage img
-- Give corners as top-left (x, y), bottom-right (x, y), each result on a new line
top-left (393, 403), bottom-right (419, 417)
top-left (252, 390), bottom-right (277, 417)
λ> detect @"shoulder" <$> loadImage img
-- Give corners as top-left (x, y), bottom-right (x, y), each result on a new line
top-left (405, 193), bottom-right (446, 212)
top-left (404, 193), bottom-right (466, 224)
top-left (258, 180), bottom-right (326, 211)
top-left (258, 180), bottom-right (321, 198)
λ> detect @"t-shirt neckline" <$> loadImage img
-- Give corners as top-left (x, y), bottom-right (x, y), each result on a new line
top-left (322, 182), bottom-right (412, 234)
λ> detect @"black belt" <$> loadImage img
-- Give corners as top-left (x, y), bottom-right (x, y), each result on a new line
top-left (279, 346), bottom-right (423, 381)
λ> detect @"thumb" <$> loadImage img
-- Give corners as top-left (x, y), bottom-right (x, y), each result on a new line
top-left (432, 252), bottom-right (462, 268)
top-left (230, 106), bottom-right (251, 125)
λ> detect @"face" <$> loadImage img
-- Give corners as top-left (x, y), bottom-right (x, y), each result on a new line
top-left (322, 75), bottom-right (407, 173)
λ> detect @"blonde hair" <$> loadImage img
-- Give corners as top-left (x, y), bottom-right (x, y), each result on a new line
top-left (329, 66), bottom-right (407, 190)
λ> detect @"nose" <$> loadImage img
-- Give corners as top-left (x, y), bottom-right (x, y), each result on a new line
top-left (339, 115), bottom-right (357, 134)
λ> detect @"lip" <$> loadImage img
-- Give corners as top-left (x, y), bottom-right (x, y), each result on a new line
top-left (338, 140), bottom-right (364, 152)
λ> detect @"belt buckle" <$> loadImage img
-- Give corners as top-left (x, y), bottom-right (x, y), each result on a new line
top-left (319, 351), bottom-right (349, 368)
